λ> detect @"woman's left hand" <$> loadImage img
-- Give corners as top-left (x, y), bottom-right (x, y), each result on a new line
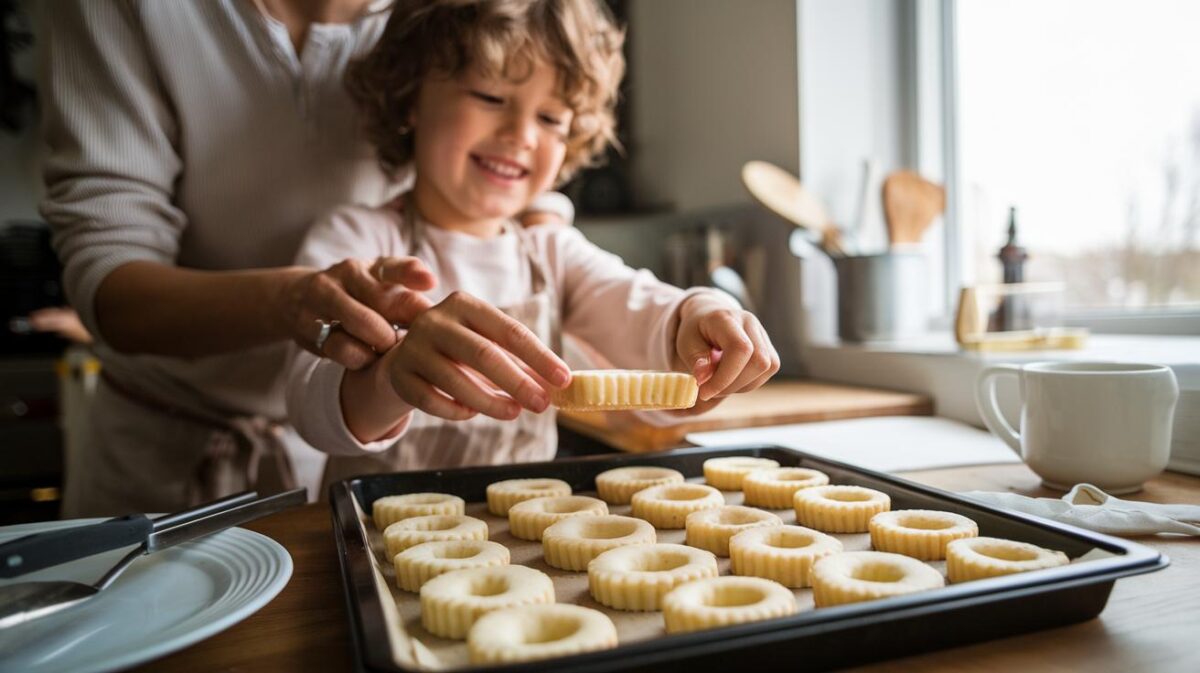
top-left (673, 294), bottom-right (780, 409)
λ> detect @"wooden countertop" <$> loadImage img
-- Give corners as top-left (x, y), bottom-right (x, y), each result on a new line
top-left (558, 379), bottom-right (934, 452)
top-left (132, 464), bottom-right (1199, 673)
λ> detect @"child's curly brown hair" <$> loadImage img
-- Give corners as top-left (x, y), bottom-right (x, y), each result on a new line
top-left (346, 0), bottom-right (625, 185)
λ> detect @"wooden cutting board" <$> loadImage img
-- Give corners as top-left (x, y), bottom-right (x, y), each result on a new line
top-left (556, 379), bottom-right (933, 453)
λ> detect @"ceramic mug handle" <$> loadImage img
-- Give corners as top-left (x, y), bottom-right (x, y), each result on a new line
top-left (976, 364), bottom-right (1024, 457)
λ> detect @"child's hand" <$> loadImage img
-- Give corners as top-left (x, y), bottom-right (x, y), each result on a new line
top-left (379, 291), bottom-right (571, 421)
top-left (674, 294), bottom-right (780, 405)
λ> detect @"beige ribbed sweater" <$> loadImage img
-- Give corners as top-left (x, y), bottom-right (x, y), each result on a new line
top-left (37, 0), bottom-right (395, 418)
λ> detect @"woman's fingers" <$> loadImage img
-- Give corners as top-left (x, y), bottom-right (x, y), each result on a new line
top-left (315, 327), bottom-right (378, 371)
top-left (372, 256), bottom-right (437, 290)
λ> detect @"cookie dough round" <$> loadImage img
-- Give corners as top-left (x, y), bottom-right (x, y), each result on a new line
top-left (793, 485), bottom-right (891, 533)
top-left (467, 603), bottom-right (619, 664)
top-left (810, 551), bottom-right (945, 607)
top-left (869, 509), bottom-right (979, 561)
top-left (662, 576), bottom-right (798, 634)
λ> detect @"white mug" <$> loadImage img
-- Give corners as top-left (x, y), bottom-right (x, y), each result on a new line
top-left (976, 362), bottom-right (1179, 494)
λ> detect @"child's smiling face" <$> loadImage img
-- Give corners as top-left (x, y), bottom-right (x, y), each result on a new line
top-left (409, 59), bottom-right (573, 236)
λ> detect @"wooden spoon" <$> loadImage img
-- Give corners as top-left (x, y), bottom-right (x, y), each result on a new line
top-left (882, 170), bottom-right (945, 245)
top-left (741, 161), bottom-right (847, 256)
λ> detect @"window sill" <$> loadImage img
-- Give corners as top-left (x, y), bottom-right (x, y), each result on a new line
top-left (802, 333), bottom-right (1199, 428)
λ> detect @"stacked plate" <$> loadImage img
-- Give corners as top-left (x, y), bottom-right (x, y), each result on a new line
top-left (1168, 365), bottom-right (1200, 476)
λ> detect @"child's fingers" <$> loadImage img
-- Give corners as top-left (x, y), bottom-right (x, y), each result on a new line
top-left (391, 370), bottom-right (477, 421)
top-left (697, 312), bottom-right (755, 400)
top-left (448, 293), bottom-right (571, 388)
top-left (729, 319), bottom-right (781, 394)
top-left (435, 320), bottom-right (551, 413)
top-left (414, 356), bottom-right (523, 420)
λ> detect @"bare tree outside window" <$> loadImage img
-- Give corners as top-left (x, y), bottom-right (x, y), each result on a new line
top-left (958, 0), bottom-right (1200, 312)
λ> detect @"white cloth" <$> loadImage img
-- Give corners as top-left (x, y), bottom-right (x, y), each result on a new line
top-left (961, 484), bottom-right (1200, 536)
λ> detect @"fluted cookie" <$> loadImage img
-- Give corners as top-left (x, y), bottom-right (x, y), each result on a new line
top-left (468, 604), bottom-right (618, 664)
top-left (631, 483), bottom-right (725, 529)
top-left (588, 543), bottom-right (719, 611)
top-left (794, 485), bottom-right (891, 533)
top-left (508, 495), bottom-right (608, 541)
top-left (420, 565), bottom-right (555, 639)
top-left (869, 510), bottom-right (979, 561)
top-left (742, 468), bottom-right (829, 509)
top-left (393, 540), bottom-right (510, 592)
top-left (810, 551), bottom-right (945, 607)
top-left (946, 537), bottom-right (1069, 583)
top-left (703, 456), bottom-right (781, 491)
top-left (729, 524), bottom-right (843, 588)
top-left (551, 370), bottom-right (698, 411)
top-left (383, 515), bottom-right (488, 561)
top-left (594, 466), bottom-right (685, 505)
top-left (542, 515), bottom-right (656, 571)
top-left (373, 493), bottom-right (465, 530)
top-left (662, 576), bottom-right (797, 634)
top-left (685, 505), bottom-right (782, 557)
top-left (486, 478), bottom-right (572, 516)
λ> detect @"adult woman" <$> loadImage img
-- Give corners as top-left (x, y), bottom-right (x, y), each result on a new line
top-left (38, 0), bottom-right (571, 515)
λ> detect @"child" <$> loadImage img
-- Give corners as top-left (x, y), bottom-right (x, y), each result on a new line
top-left (286, 0), bottom-right (779, 481)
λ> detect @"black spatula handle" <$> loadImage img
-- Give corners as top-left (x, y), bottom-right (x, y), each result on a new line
top-left (0, 514), bottom-right (153, 578)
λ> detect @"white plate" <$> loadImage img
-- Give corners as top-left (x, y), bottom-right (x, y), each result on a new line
top-left (0, 519), bottom-right (292, 673)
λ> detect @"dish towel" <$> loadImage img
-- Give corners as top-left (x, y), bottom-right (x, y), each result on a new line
top-left (961, 484), bottom-right (1200, 536)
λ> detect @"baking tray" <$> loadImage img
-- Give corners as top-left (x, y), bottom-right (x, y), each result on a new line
top-left (330, 445), bottom-right (1167, 672)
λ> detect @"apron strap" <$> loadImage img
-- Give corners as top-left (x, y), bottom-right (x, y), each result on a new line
top-left (99, 371), bottom-right (296, 503)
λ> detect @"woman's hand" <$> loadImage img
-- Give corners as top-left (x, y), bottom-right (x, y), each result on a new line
top-left (673, 294), bottom-right (780, 410)
top-left (285, 256), bottom-right (437, 370)
top-left (342, 291), bottom-right (571, 441)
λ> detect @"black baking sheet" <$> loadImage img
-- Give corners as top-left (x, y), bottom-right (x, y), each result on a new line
top-left (330, 445), bottom-right (1167, 672)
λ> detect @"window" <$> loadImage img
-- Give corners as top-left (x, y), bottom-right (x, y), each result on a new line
top-left (953, 0), bottom-right (1200, 317)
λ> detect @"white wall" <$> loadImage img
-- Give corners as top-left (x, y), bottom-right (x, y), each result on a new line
top-left (628, 0), bottom-right (800, 211)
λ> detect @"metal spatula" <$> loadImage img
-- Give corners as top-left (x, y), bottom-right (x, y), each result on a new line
top-left (0, 488), bottom-right (305, 629)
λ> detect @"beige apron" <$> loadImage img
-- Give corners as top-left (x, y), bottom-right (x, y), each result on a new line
top-left (321, 199), bottom-right (562, 485)
top-left (63, 372), bottom-right (297, 517)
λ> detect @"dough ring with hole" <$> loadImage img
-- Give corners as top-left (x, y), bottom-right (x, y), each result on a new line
top-left (508, 496), bottom-right (608, 541)
top-left (685, 505), bottom-right (782, 557)
top-left (551, 370), bottom-right (698, 411)
top-left (486, 478), bottom-right (572, 516)
top-left (372, 493), bottom-right (465, 530)
top-left (662, 576), bottom-right (798, 634)
top-left (467, 603), bottom-right (619, 664)
top-left (393, 540), bottom-right (510, 593)
top-left (631, 483), bottom-right (725, 529)
top-left (595, 466), bottom-right (685, 505)
top-left (419, 565), bottom-right (555, 639)
top-left (810, 551), bottom-right (945, 607)
top-left (728, 524), bottom-right (844, 588)
top-left (946, 536), bottom-right (1069, 583)
top-left (703, 457), bottom-right (782, 491)
top-left (383, 515), bottom-right (488, 561)
top-left (742, 468), bottom-right (830, 508)
top-left (588, 543), bottom-right (719, 611)
top-left (869, 509), bottom-right (979, 560)
top-left (793, 485), bottom-right (891, 533)
top-left (542, 515), bottom-right (656, 571)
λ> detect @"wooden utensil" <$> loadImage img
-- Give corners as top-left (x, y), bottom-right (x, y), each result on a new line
top-left (882, 170), bottom-right (945, 245)
top-left (741, 160), bottom-right (847, 256)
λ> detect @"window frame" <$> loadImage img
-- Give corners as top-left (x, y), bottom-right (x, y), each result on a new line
top-left (917, 0), bottom-right (1200, 335)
